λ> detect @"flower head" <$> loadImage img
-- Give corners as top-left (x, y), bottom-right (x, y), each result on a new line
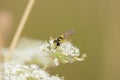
top-left (37, 37), bottom-right (86, 66)
top-left (3, 37), bottom-right (86, 68)
top-left (0, 64), bottom-right (63, 80)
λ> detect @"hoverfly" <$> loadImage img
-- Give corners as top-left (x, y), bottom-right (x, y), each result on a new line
top-left (53, 30), bottom-right (75, 49)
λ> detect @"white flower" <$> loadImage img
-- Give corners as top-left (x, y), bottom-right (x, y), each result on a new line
top-left (3, 37), bottom-right (86, 68)
top-left (0, 64), bottom-right (63, 80)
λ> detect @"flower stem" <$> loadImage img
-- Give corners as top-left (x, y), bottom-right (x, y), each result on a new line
top-left (0, 31), bottom-right (4, 63)
top-left (4, 0), bottom-right (35, 63)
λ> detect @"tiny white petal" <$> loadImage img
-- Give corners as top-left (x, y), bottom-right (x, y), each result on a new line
top-left (53, 58), bottom-right (59, 66)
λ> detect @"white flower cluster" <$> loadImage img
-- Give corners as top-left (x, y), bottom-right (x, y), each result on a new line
top-left (38, 38), bottom-right (87, 66)
top-left (3, 37), bottom-right (86, 67)
top-left (41, 38), bottom-right (86, 66)
top-left (0, 64), bottom-right (63, 80)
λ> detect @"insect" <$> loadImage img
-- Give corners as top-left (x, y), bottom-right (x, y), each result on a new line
top-left (53, 30), bottom-right (75, 49)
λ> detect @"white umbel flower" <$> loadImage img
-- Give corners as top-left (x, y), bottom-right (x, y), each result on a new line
top-left (3, 37), bottom-right (86, 68)
top-left (0, 64), bottom-right (63, 80)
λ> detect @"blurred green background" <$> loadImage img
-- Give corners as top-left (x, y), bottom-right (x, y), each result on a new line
top-left (0, 0), bottom-right (120, 80)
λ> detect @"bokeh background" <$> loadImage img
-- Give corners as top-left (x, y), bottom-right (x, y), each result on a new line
top-left (0, 0), bottom-right (120, 80)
